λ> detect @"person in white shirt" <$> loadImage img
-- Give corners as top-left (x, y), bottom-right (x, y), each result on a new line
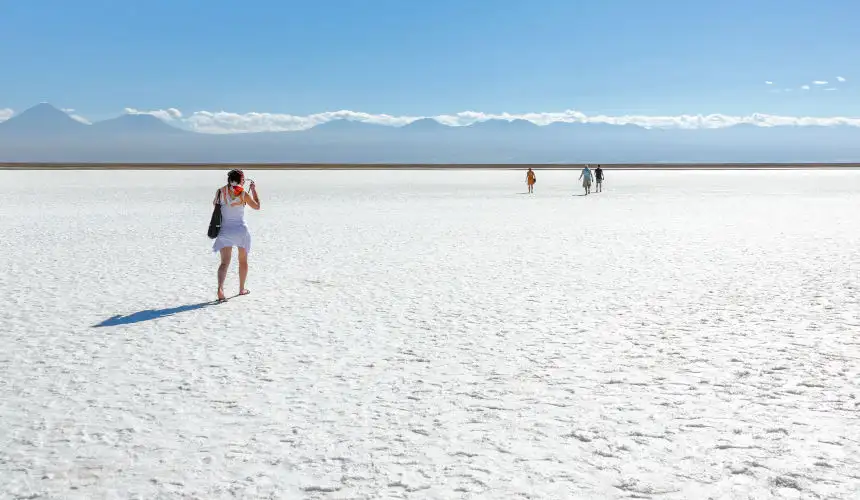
top-left (578, 165), bottom-right (593, 195)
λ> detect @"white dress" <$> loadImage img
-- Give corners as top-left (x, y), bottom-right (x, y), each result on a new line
top-left (212, 186), bottom-right (252, 253)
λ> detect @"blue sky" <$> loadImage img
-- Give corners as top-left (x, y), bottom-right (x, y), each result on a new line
top-left (0, 0), bottom-right (857, 130)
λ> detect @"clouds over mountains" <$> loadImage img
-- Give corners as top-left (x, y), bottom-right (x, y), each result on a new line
top-left (37, 106), bottom-right (860, 134)
top-left (1, 103), bottom-right (859, 163)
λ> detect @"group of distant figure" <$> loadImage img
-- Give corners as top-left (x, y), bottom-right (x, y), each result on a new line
top-left (207, 165), bottom-right (606, 302)
top-left (526, 165), bottom-right (604, 195)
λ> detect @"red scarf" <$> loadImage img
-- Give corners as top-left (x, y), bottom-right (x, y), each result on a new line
top-left (231, 185), bottom-right (244, 196)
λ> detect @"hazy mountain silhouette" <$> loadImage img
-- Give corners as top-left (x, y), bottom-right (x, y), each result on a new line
top-left (468, 119), bottom-right (541, 131)
top-left (1, 102), bottom-right (859, 163)
top-left (90, 113), bottom-right (189, 135)
top-left (0, 103), bottom-right (88, 136)
top-left (307, 119), bottom-right (390, 132)
top-left (401, 118), bottom-right (447, 131)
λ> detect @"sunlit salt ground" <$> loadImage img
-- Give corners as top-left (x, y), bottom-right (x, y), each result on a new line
top-left (2, 168), bottom-right (859, 499)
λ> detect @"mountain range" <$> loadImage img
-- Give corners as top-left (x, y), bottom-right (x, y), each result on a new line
top-left (2, 103), bottom-right (860, 163)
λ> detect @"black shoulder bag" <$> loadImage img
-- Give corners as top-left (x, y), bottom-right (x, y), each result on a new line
top-left (207, 188), bottom-right (222, 239)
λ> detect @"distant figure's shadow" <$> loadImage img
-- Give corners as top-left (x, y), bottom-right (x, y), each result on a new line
top-left (94, 300), bottom-right (217, 327)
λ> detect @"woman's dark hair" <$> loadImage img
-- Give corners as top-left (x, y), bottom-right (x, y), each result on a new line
top-left (227, 169), bottom-right (244, 185)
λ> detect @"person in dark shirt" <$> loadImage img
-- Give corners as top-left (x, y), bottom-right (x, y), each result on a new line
top-left (595, 165), bottom-right (604, 193)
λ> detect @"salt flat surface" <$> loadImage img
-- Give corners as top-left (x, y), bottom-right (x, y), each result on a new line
top-left (2, 169), bottom-right (859, 499)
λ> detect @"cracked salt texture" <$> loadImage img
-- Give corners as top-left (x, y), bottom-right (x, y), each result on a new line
top-left (1, 169), bottom-right (859, 499)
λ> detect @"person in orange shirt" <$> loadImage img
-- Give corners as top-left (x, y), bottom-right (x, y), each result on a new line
top-left (526, 167), bottom-right (536, 193)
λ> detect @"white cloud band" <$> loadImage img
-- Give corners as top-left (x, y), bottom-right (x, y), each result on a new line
top-left (3, 106), bottom-right (860, 132)
top-left (154, 109), bottom-right (860, 133)
top-left (183, 109), bottom-right (414, 133)
top-left (124, 107), bottom-right (183, 122)
top-left (69, 114), bottom-right (92, 125)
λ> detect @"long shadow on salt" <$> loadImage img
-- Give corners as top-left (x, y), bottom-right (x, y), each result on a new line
top-left (93, 301), bottom-right (216, 327)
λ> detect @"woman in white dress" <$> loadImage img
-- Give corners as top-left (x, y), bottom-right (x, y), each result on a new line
top-left (212, 169), bottom-right (260, 302)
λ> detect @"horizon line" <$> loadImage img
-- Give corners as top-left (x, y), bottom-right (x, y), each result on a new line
top-left (3, 161), bottom-right (860, 171)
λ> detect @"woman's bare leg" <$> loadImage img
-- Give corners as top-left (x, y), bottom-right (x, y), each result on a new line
top-left (238, 247), bottom-right (249, 294)
top-left (218, 247), bottom-right (232, 300)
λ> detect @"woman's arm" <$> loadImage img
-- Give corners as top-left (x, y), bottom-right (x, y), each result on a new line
top-left (244, 184), bottom-right (261, 210)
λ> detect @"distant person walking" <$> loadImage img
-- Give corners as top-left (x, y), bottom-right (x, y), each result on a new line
top-left (526, 167), bottom-right (536, 193)
top-left (579, 165), bottom-right (593, 195)
top-left (212, 169), bottom-right (260, 302)
top-left (595, 165), bottom-right (604, 193)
